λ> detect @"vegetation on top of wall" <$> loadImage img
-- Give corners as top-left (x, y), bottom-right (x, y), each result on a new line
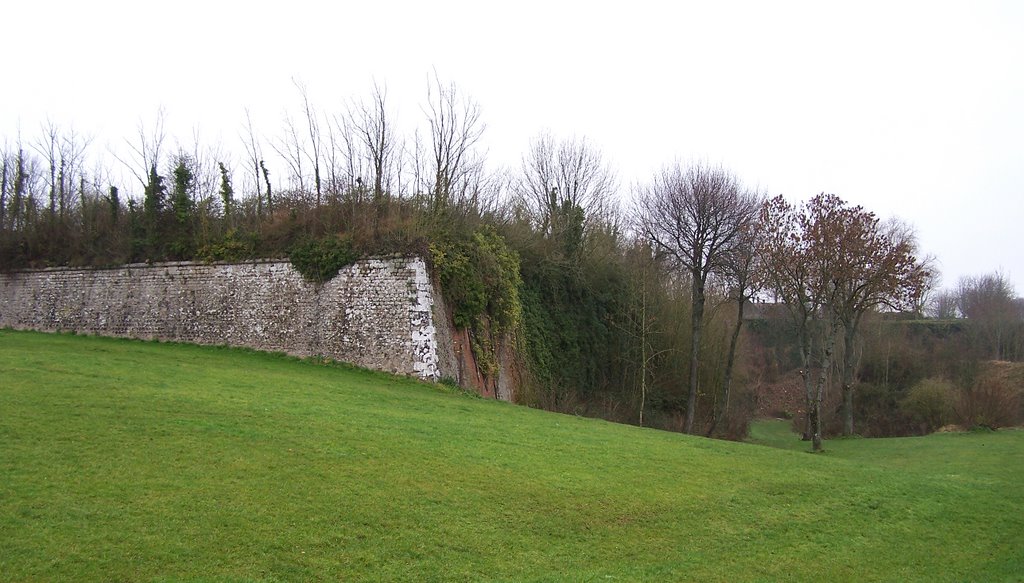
top-left (288, 235), bottom-right (358, 284)
top-left (197, 229), bottom-right (257, 263)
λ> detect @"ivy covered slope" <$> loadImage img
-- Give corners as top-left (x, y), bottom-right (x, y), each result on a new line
top-left (429, 225), bottom-right (522, 378)
top-left (1, 330), bottom-right (1021, 581)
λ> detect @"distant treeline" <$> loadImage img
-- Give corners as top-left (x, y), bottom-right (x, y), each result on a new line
top-left (2, 78), bottom-right (1021, 439)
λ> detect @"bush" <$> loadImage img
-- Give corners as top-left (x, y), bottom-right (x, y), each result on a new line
top-left (954, 379), bottom-right (1021, 430)
top-left (843, 382), bottom-right (899, 437)
top-left (288, 235), bottom-right (357, 284)
top-left (430, 238), bottom-right (484, 330)
top-left (900, 378), bottom-right (955, 434)
top-left (198, 229), bottom-right (255, 262)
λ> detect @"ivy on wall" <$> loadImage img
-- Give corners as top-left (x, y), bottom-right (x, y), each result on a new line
top-left (430, 225), bottom-right (522, 377)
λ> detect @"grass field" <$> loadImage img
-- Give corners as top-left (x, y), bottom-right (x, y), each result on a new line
top-left (1, 329), bottom-right (1022, 582)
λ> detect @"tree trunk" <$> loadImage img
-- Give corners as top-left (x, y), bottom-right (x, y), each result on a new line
top-left (841, 321), bottom-right (858, 436)
top-left (13, 151), bottom-right (26, 230)
top-left (639, 277), bottom-right (648, 428)
top-left (48, 156), bottom-right (57, 218)
top-left (798, 314), bottom-right (813, 441)
top-left (809, 393), bottom-right (822, 451)
top-left (58, 159), bottom-right (67, 220)
top-left (707, 299), bottom-right (745, 437)
top-left (261, 161), bottom-right (273, 214)
top-left (1, 158), bottom-right (8, 230)
top-left (684, 274), bottom-right (705, 434)
top-left (812, 315), bottom-right (839, 452)
top-left (314, 164), bottom-right (322, 208)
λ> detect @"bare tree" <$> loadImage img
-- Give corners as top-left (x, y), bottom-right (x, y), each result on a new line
top-left (464, 161), bottom-right (508, 218)
top-left (928, 289), bottom-right (960, 319)
top-left (912, 255), bottom-right (940, 317)
top-left (322, 112), bottom-right (345, 199)
top-left (294, 79), bottom-right (323, 206)
top-left (32, 120), bottom-right (60, 220)
top-left (348, 82), bottom-right (397, 206)
top-left (612, 241), bottom-right (674, 428)
top-left (0, 145), bottom-right (8, 231)
top-left (423, 74), bottom-right (485, 213)
top-left (63, 127), bottom-right (92, 215)
top-left (113, 107), bottom-right (167, 189)
top-left (634, 161), bottom-right (760, 434)
top-left (29, 121), bottom-right (93, 225)
top-left (389, 130), bottom-right (411, 202)
top-left (957, 272), bottom-right (1022, 360)
top-left (277, 112), bottom-right (304, 193)
top-left (240, 108), bottom-right (266, 215)
top-left (516, 131), bottom-right (617, 251)
top-left (177, 127), bottom-right (227, 239)
top-left (331, 109), bottom-right (365, 201)
top-left (706, 212), bottom-right (764, 437)
top-left (7, 135), bottom-right (37, 232)
top-left (326, 81), bottom-right (402, 230)
top-left (0, 139), bottom-right (18, 232)
top-left (409, 128), bottom-right (428, 198)
top-left (262, 80), bottom-right (328, 208)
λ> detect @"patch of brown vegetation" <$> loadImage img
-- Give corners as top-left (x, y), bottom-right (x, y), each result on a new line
top-left (981, 360), bottom-right (1024, 392)
top-left (753, 371), bottom-right (806, 418)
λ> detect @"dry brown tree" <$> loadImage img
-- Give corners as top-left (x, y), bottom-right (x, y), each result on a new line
top-left (760, 193), bottom-right (928, 449)
top-left (423, 74), bottom-right (485, 214)
top-left (833, 217), bottom-right (929, 435)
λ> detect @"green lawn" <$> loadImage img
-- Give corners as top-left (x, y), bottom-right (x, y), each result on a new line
top-left (1, 330), bottom-right (1022, 582)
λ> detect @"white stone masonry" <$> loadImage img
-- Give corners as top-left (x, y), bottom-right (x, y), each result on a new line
top-left (0, 257), bottom-right (450, 382)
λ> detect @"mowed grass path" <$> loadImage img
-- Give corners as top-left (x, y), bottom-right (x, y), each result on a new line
top-left (1, 330), bottom-right (1022, 582)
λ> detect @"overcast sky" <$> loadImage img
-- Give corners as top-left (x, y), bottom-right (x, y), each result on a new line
top-left (3, 1), bottom-right (1022, 293)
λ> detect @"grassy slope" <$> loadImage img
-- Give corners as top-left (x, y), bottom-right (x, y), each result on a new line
top-left (1, 330), bottom-right (1022, 582)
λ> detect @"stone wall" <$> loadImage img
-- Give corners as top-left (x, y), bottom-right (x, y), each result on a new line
top-left (0, 257), bottom-right (459, 383)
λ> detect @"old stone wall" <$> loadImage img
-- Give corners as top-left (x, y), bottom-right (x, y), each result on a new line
top-left (0, 257), bottom-right (459, 383)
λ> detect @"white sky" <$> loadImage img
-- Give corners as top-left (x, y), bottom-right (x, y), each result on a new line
top-left (2, 0), bottom-right (1022, 293)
